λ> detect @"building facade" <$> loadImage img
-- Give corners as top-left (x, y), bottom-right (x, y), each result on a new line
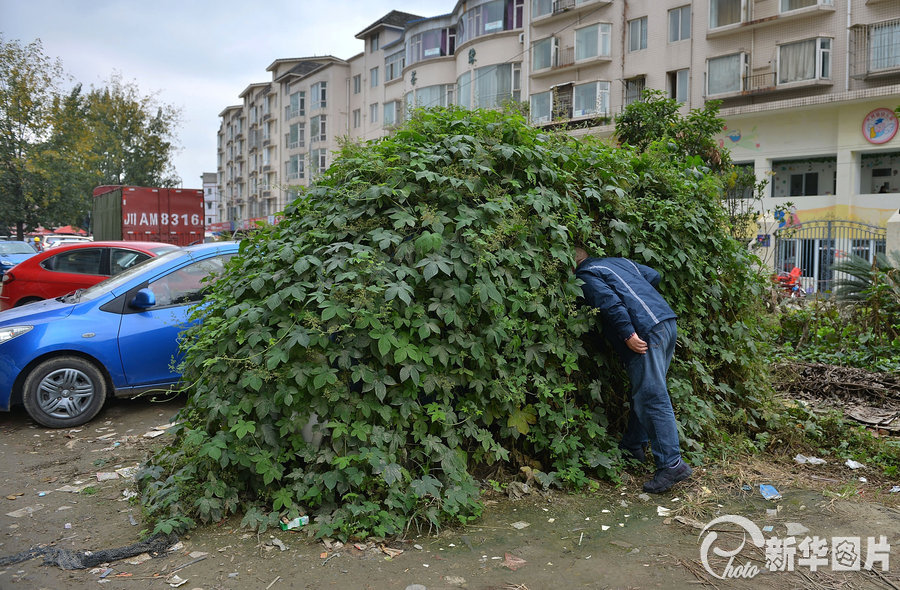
top-left (216, 0), bottom-right (900, 287)
top-left (201, 172), bottom-right (220, 230)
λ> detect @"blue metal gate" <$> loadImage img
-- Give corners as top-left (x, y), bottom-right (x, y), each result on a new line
top-left (773, 220), bottom-right (886, 295)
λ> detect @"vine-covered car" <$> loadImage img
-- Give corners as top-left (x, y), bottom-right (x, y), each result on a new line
top-left (0, 242), bottom-right (238, 428)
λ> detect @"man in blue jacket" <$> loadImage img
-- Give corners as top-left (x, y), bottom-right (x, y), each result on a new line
top-left (574, 246), bottom-right (691, 493)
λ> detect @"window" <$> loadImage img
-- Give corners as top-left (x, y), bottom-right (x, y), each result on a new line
top-left (286, 154), bottom-right (305, 180)
top-left (530, 91), bottom-right (551, 123)
top-left (149, 256), bottom-right (231, 308)
top-left (352, 108), bottom-right (361, 129)
top-left (669, 6), bottom-right (691, 43)
top-left (790, 172), bottom-right (819, 196)
top-left (778, 38), bottom-right (831, 84)
top-left (473, 63), bottom-right (520, 108)
top-left (458, 0), bottom-right (507, 44)
top-left (533, 37), bottom-right (556, 70)
top-left (111, 249), bottom-right (151, 275)
top-left (310, 115), bottom-right (326, 142)
top-left (353, 74), bottom-right (361, 94)
top-left (370, 66), bottom-right (379, 88)
top-left (781, 0), bottom-right (828, 11)
top-left (710, 0), bottom-right (746, 28)
top-left (370, 32), bottom-right (380, 52)
top-left (708, 53), bottom-right (745, 95)
top-left (370, 102), bottom-right (379, 123)
top-left (668, 69), bottom-right (689, 103)
top-left (870, 20), bottom-right (900, 71)
top-left (385, 50), bottom-right (405, 81)
top-left (311, 149), bottom-right (327, 175)
top-left (42, 248), bottom-right (103, 275)
top-left (287, 122), bottom-right (305, 149)
top-left (575, 23), bottom-right (612, 61)
top-left (411, 84), bottom-right (454, 108)
top-left (573, 81), bottom-right (610, 116)
top-left (532, 0), bottom-right (552, 18)
top-left (624, 76), bottom-right (646, 105)
top-left (286, 91), bottom-right (305, 119)
top-left (628, 17), bottom-right (648, 52)
top-left (383, 101), bottom-right (398, 126)
top-left (457, 72), bottom-right (471, 109)
top-left (406, 28), bottom-right (456, 65)
top-left (311, 82), bottom-right (327, 110)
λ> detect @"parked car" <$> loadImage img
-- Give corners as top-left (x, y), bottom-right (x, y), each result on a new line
top-left (0, 241), bottom-right (238, 427)
top-left (0, 241), bottom-right (39, 277)
top-left (0, 241), bottom-right (179, 311)
top-left (40, 234), bottom-right (93, 251)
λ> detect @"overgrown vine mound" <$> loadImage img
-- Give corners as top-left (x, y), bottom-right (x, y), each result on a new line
top-left (139, 107), bottom-right (773, 539)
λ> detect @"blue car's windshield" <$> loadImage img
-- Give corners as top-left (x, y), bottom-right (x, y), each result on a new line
top-left (0, 242), bottom-right (36, 255)
top-left (66, 249), bottom-right (189, 303)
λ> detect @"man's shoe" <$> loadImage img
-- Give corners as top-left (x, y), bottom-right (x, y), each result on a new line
top-left (643, 460), bottom-right (692, 494)
top-left (620, 445), bottom-right (647, 463)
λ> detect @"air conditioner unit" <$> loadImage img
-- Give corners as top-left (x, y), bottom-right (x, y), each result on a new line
top-left (518, 32), bottom-right (525, 44)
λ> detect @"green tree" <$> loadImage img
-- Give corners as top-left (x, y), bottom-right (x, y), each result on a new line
top-left (0, 36), bottom-right (73, 238)
top-left (140, 106), bottom-right (773, 540)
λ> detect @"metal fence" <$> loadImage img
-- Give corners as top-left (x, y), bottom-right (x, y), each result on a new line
top-left (773, 220), bottom-right (886, 295)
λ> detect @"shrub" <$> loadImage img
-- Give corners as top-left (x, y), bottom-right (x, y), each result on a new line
top-left (140, 106), bottom-right (772, 539)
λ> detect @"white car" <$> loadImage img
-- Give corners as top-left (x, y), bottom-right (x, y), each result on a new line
top-left (40, 235), bottom-right (93, 251)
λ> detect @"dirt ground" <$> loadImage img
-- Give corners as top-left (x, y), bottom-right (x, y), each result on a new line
top-left (1, 396), bottom-right (899, 590)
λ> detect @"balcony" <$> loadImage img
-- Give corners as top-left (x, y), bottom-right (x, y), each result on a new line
top-left (849, 20), bottom-right (900, 80)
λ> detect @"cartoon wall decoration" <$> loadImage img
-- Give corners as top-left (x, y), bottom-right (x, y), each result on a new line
top-left (718, 125), bottom-right (761, 150)
top-left (862, 108), bottom-right (898, 145)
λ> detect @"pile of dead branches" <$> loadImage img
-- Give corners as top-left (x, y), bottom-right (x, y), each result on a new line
top-left (774, 361), bottom-right (900, 432)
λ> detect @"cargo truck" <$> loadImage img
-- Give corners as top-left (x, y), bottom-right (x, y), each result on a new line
top-left (92, 185), bottom-right (205, 246)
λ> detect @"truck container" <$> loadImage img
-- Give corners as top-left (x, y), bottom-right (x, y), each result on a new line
top-left (92, 185), bottom-right (205, 246)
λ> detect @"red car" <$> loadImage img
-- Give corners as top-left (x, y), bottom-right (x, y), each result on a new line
top-left (0, 241), bottom-right (179, 310)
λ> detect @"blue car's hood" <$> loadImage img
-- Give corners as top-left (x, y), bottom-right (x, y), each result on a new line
top-left (0, 297), bottom-right (76, 324)
top-left (0, 253), bottom-right (34, 266)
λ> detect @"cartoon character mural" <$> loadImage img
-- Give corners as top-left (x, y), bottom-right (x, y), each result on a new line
top-left (774, 205), bottom-right (802, 229)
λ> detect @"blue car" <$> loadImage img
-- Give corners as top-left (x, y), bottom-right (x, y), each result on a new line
top-left (0, 241), bottom-right (238, 428)
top-left (0, 240), bottom-right (38, 277)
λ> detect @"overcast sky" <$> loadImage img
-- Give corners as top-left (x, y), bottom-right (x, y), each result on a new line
top-left (2, 0), bottom-right (450, 188)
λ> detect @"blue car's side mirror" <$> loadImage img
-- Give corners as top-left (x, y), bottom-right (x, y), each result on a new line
top-left (130, 288), bottom-right (156, 310)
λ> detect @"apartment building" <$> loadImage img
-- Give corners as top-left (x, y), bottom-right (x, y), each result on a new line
top-left (216, 0), bottom-right (900, 290)
top-left (201, 172), bottom-right (220, 230)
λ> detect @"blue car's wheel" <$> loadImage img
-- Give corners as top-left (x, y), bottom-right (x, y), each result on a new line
top-left (22, 356), bottom-right (108, 428)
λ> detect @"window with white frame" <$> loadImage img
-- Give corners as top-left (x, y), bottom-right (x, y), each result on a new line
top-left (287, 122), bottom-right (305, 149)
top-left (457, 0), bottom-right (508, 45)
top-left (370, 33), bottom-right (380, 52)
top-left (628, 17), bottom-right (648, 52)
top-left (530, 91), bottom-right (551, 123)
top-left (384, 101), bottom-right (401, 126)
top-left (385, 50), bottom-right (405, 82)
top-left (411, 84), bottom-right (454, 108)
top-left (286, 91), bottom-right (305, 119)
top-left (353, 74), bottom-right (361, 94)
top-left (352, 108), bottom-right (361, 129)
top-left (311, 149), bottom-right (327, 174)
top-left (369, 102), bottom-right (379, 123)
top-left (710, 0), bottom-right (747, 28)
top-left (473, 63), bottom-right (521, 108)
top-left (310, 115), bottom-right (327, 142)
top-left (780, 0), bottom-right (831, 12)
top-left (778, 38), bottom-right (831, 84)
top-left (669, 69), bottom-right (689, 102)
top-left (707, 53), bottom-right (745, 95)
top-left (533, 37), bottom-right (556, 70)
top-left (457, 71), bottom-right (471, 109)
top-left (311, 82), bottom-right (326, 110)
top-left (370, 66), bottom-right (379, 87)
top-left (573, 81), bottom-right (610, 116)
top-left (870, 20), bottom-right (900, 71)
top-left (406, 28), bottom-right (456, 65)
top-left (575, 23), bottom-right (612, 61)
top-left (669, 6), bottom-right (691, 43)
top-left (287, 154), bottom-right (305, 180)
top-left (532, 0), bottom-right (552, 18)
